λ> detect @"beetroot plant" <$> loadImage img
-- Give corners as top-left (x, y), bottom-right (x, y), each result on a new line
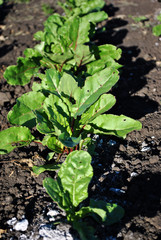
top-left (0, 67), bottom-right (141, 156)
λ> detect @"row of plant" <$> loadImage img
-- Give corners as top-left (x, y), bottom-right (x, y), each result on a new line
top-left (0, 0), bottom-right (142, 239)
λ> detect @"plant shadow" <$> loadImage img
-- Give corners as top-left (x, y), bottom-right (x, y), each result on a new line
top-left (95, 4), bottom-right (159, 119)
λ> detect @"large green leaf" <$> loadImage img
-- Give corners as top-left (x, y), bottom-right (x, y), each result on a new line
top-left (43, 177), bottom-right (72, 212)
top-left (73, 44), bottom-right (95, 66)
top-left (8, 91), bottom-right (45, 128)
top-left (45, 68), bottom-right (61, 95)
top-left (4, 52), bottom-right (42, 86)
top-left (75, 199), bottom-right (124, 226)
top-left (89, 199), bottom-right (125, 226)
top-left (35, 110), bottom-right (55, 134)
top-left (82, 11), bottom-right (107, 24)
top-left (58, 72), bottom-right (78, 99)
top-left (86, 57), bottom-right (121, 75)
top-left (0, 126), bottom-right (34, 154)
top-left (44, 94), bottom-right (71, 136)
top-left (58, 150), bottom-right (93, 207)
top-left (98, 44), bottom-right (122, 61)
top-left (80, 94), bottom-right (116, 125)
top-left (46, 136), bottom-right (64, 153)
top-left (46, 49), bottom-right (73, 64)
top-left (85, 114), bottom-right (142, 138)
top-left (74, 68), bottom-right (119, 118)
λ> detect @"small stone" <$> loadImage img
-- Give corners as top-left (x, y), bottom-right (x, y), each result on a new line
top-left (156, 61), bottom-right (161, 67)
top-left (7, 217), bottom-right (17, 226)
top-left (130, 172), bottom-right (138, 177)
top-left (0, 92), bottom-right (10, 105)
top-left (131, 159), bottom-right (140, 165)
top-left (13, 218), bottom-right (29, 231)
top-left (119, 145), bottom-right (126, 152)
top-left (149, 155), bottom-right (159, 164)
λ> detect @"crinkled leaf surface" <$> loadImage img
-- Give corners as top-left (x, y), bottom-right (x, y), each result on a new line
top-left (85, 114), bottom-right (142, 138)
top-left (35, 110), bottom-right (55, 134)
top-left (0, 126), bottom-right (34, 154)
top-left (46, 136), bottom-right (64, 153)
top-left (58, 72), bottom-right (78, 98)
top-left (98, 44), bottom-right (122, 61)
top-left (80, 94), bottom-right (116, 125)
top-left (58, 150), bottom-right (93, 207)
top-left (8, 91), bottom-right (45, 128)
top-left (73, 68), bottom-right (119, 118)
top-left (46, 68), bottom-right (61, 95)
top-left (82, 11), bottom-right (107, 24)
top-left (73, 44), bottom-right (95, 66)
top-left (44, 94), bottom-right (71, 136)
top-left (77, 0), bottom-right (105, 14)
top-left (4, 53), bottom-right (42, 86)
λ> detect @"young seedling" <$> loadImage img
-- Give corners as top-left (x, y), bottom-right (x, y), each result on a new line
top-left (43, 150), bottom-right (125, 240)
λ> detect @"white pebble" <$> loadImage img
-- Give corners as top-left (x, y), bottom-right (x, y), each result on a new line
top-left (13, 219), bottom-right (29, 231)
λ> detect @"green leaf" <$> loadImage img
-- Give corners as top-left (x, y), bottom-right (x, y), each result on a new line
top-left (32, 163), bottom-right (60, 175)
top-left (89, 199), bottom-right (125, 226)
top-left (43, 177), bottom-right (72, 212)
top-left (68, 17), bottom-right (80, 50)
top-left (8, 91), bottom-right (45, 128)
top-left (82, 11), bottom-right (108, 24)
top-left (35, 110), bottom-right (55, 134)
top-left (45, 69), bottom-right (61, 95)
top-left (46, 152), bottom-right (55, 161)
top-left (153, 24), bottom-right (161, 36)
top-left (44, 94), bottom-right (71, 136)
top-left (46, 50), bottom-right (73, 64)
top-left (73, 221), bottom-right (97, 240)
top-left (98, 44), bottom-right (122, 61)
top-left (4, 55), bottom-right (42, 86)
top-left (86, 59), bottom-right (106, 75)
top-left (80, 94), bottom-right (116, 125)
top-left (34, 31), bottom-right (44, 41)
top-left (58, 133), bottom-right (81, 148)
top-left (80, 0), bottom-right (105, 14)
top-left (74, 68), bottom-right (119, 118)
top-left (76, 17), bottom-right (91, 44)
top-left (0, 126), bottom-right (34, 154)
top-left (76, 206), bottom-right (106, 221)
top-left (74, 44), bottom-right (95, 66)
top-left (58, 150), bottom-right (93, 207)
top-left (58, 72), bottom-right (78, 98)
top-left (46, 136), bottom-right (64, 153)
top-left (75, 199), bottom-right (124, 226)
top-left (85, 114), bottom-right (142, 138)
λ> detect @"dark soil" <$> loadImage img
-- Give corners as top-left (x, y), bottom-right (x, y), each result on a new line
top-left (0, 0), bottom-right (161, 239)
